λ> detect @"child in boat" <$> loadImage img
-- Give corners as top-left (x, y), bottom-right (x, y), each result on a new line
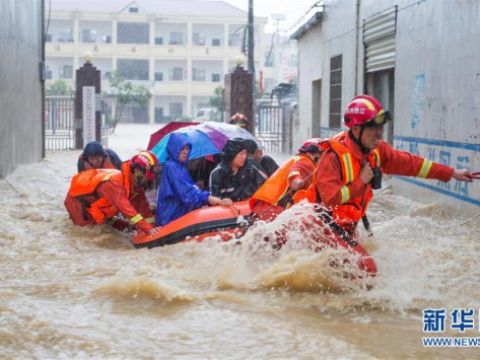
top-left (209, 139), bottom-right (266, 201)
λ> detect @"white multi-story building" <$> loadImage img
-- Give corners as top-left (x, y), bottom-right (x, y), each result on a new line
top-left (46, 0), bottom-right (269, 123)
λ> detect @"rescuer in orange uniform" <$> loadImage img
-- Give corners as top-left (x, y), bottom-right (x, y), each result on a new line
top-left (313, 94), bottom-right (473, 236)
top-left (250, 138), bottom-right (323, 221)
top-left (64, 150), bottom-right (160, 233)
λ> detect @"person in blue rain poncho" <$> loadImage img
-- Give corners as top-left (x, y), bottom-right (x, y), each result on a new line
top-left (155, 133), bottom-right (232, 226)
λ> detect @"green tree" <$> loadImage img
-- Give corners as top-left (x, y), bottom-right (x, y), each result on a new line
top-left (209, 86), bottom-right (224, 120)
top-left (105, 70), bottom-right (152, 128)
top-left (46, 80), bottom-right (71, 95)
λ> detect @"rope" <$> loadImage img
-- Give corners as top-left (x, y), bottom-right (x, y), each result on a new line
top-left (433, 211), bottom-right (480, 228)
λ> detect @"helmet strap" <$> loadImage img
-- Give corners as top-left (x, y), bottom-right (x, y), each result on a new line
top-left (349, 128), bottom-right (370, 154)
top-left (132, 167), bottom-right (145, 188)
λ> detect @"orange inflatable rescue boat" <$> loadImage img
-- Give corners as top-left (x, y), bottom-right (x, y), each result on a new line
top-left (133, 201), bottom-right (253, 248)
top-left (132, 201), bottom-right (377, 277)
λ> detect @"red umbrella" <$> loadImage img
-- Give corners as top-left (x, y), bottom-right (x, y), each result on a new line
top-left (147, 121), bottom-right (198, 150)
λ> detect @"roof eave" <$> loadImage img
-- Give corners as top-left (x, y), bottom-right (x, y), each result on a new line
top-left (290, 10), bottom-right (323, 40)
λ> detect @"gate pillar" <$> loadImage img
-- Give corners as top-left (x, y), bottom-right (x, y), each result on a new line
top-left (75, 53), bottom-right (101, 149)
top-left (224, 61), bottom-right (254, 134)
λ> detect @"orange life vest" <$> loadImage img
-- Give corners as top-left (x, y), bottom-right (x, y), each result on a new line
top-left (67, 164), bottom-right (131, 224)
top-left (314, 139), bottom-right (381, 225)
top-left (250, 154), bottom-right (316, 209)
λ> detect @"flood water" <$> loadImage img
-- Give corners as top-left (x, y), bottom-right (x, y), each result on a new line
top-left (1, 125), bottom-right (479, 358)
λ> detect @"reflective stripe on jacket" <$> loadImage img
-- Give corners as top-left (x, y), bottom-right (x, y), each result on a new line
top-left (323, 140), bottom-right (379, 224)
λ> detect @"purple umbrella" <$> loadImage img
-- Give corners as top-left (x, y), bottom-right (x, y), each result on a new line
top-left (150, 121), bottom-right (261, 164)
top-left (193, 123), bottom-right (229, 149)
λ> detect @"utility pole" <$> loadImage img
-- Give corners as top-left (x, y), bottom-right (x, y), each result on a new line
top-left (247, 0), bottom-right (255, 83)
top-left (247, 0), bottom-right (255, 133)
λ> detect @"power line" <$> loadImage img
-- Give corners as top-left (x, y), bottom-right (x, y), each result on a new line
top-left (320, 0), bottom-right (428, 45)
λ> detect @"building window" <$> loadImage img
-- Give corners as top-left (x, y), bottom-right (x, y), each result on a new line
top-left (169, 103), bottom-right (183, 118)
top-left (117, 59), bottom-right (149, 80)
top-left (46, 66), bottom-right (53, 79)
top-left (212, 38), bottom-right (221, 46)
top-left (193, 33), bottom-right (205, 46)
top-left (154, 72), bottom-right (163, 81)
top-left (155, 37), bottom-right (163, 45)
top-left (81, 29), bottom-right (96, 43)
top-left (329, 55), bottom-right (342, 128)
top-left (45, 34), bottom-right (52, 42)
top-left (211, 73), bottom-right (220, 82)
top-left (104, 35), bottom-right (112, 43)
top-left (60, 65), bottom-right (73, 79)
top-left (117, 22), bottom-right (149, 44)
top-left (129, 7), bottom-right (139, 13)
top-left (192, 68), bottom-right (206, 81)
top-left (58, 29), bottom-right (73, 42)
top-left (170, 67), bottom-right (184, 81)
top-left (169, 32), bottom-right (184, 45)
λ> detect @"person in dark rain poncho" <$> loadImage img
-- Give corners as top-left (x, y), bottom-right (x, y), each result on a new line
top-left (155, 133), bottom-right (232, 226)
top-left (209, 139), bottom-right (266, 202)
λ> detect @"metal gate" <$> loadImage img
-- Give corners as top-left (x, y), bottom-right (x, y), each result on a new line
top-left (255, 103), bottom-right (292, 154)
top-left (45, 95), bottom-right (75, 150)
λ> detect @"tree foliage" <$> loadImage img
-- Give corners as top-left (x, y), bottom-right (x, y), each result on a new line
top-left (105, 70), bottom-right (151, 108)
top-left (46, 80), bottom-right (71, 95)
top-left (209, 86), bottom-right (224, 112)
top-left (104, 70), bottom-right (152, 127)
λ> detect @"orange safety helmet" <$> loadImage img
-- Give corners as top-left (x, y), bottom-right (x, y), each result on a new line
top-left (130, 150), bottom-right (159, 181)
top-left (343, 95), bottom-right (391, 128)
top-left (298, 138), bottom-right (322, 154)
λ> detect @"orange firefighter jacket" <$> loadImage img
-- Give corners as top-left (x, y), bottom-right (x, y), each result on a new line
top-left (250, 153), bottom-right (317, 210)
top-left (313, 131), bottom-right (454, 225)
top-left (65, 162), bottom-right (154, 231)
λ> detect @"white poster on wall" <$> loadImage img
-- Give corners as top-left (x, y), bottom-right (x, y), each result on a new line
top-left (82, 86), bottom-right (96, 145)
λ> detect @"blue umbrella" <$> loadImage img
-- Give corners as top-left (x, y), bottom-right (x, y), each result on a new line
top-left (151, 127), bottom-right (221, 163)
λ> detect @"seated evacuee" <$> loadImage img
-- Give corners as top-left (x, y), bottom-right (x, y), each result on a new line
top-left (77, 141), bottom-right (122, 172)
top-left (209, 139), bottom-right (266, 201)
top-left (240, 139), bottom-right (279, 178)
top-left (250, 139), bottom-right (323, 221)
top-left (65, 151), bottom-right (159, 233)
top-left (312, 94), bottom-right (473, 238)
top-left (187, 156), bottom-right (217, 190)
top-left (155, 133), bottom-right (232, 227)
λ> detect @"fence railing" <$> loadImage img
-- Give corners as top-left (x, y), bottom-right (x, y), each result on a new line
top-left (45, 95), bottom-right (75, 150)
top-left (45, 94), bottom-right (114, 150)
top-left (256, 103), bottom-right (293, 153)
